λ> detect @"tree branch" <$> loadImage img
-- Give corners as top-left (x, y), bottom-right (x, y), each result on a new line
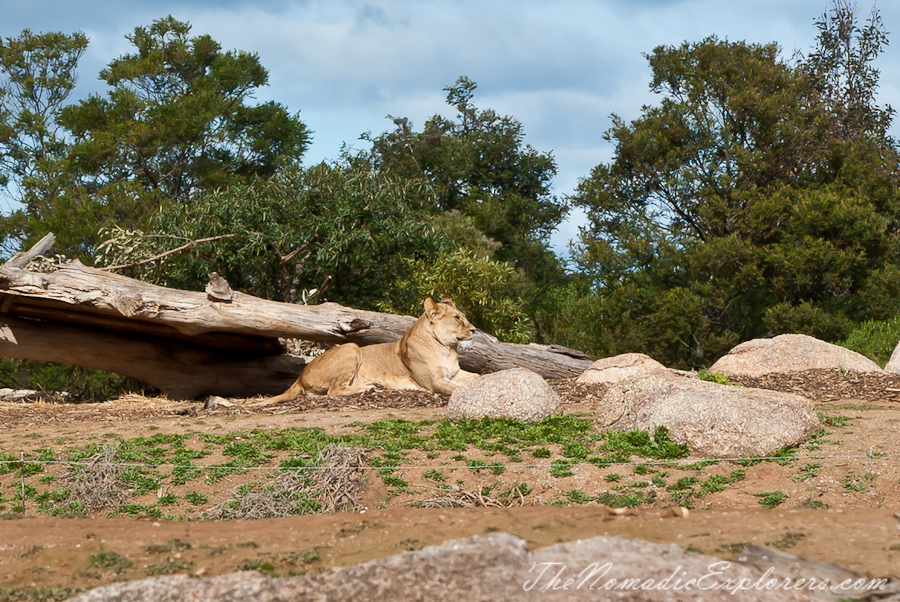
top-left (99, 233), bottom-right (240, 271)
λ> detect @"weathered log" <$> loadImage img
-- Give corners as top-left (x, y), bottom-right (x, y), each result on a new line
top-left (0, 254), bottom-right (593, 397)
top-left (0, 259), bottom-right (416, 347)
top-left (0, 314), bottom-right (306, 399)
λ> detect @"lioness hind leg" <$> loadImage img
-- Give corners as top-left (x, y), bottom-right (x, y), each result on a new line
top-left (252, 343), bottom-right (366, 408)
top-left (250, 379), bottom-right (306, 408)
top-left (302, 343), bottom-right (375, 396)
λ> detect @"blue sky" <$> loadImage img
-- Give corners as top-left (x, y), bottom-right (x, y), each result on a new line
top-left (3, 0), bottom-right (899, 255)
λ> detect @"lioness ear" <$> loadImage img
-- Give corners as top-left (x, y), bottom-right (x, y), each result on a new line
top-left (423, 297), bottom-right (439, 319)
top-left (440, 298), bottom-right (456, 308)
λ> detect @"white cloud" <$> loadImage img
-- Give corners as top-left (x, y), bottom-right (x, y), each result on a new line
top-left (3, 0), bottom-right (900, 255)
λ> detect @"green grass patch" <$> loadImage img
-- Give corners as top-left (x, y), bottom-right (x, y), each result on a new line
top-left (754, 491), bottom-right (788, 508)
top-left (697, 369), bottom-right (740, 386)
top-left (595, 490), bottom-right (655, 508)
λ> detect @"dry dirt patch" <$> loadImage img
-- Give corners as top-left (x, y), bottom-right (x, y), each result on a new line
top-left (0, 374), bottom-right (899, 596)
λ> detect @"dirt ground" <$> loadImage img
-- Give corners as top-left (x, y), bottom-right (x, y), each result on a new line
top-left (1, 376), bottom-right (900, 596)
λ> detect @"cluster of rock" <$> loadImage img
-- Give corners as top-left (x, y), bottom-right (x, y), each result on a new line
top-left (71, 533), bottom-right (814, 602)
top-left (445, 333), bottom-right (889, 458)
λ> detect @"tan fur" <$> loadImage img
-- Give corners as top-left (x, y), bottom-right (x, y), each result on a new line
top-left (256, 298), bottom-right (478, 406)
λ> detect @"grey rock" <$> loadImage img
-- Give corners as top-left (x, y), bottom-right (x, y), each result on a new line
top-left (576, 353), bottom-right (670, 385)
top-left (0, 388), bottom-right (68, 403)
top-left (597, 376), bottom-right (820, 458)
top-left (447, 368), bottom-right (561, 423)
top-left (70, 533), bottom-right (815, 602)
top-left (709, 334), bottom-right (882, 378)
top-left (884, 340), bottom-right (900, 375)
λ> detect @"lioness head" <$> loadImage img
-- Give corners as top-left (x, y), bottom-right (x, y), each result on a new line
top-left (423, 297), bottom-right (476, 346)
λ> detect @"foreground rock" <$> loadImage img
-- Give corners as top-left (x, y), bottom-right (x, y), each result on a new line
top-left (576, 353), bottom-right (670, 384)
top-left (709, 334), bottom-right (882, 378)
top-left (597, 376), bottom-right (819, 458)
top-left (70, 533), bottom-right (816, 602)
top-left (447, 368), bottom-right (561, 423)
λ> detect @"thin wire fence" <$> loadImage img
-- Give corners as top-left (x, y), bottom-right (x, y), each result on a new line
top-left (0, 452), bottom-right (893, 472)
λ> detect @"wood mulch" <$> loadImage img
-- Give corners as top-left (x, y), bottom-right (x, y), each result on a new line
top-left (1, 370), bottom-right (898, 429)
top-left (0, 379), bottom-right (608, 427)
top-left (730, 369), bottom-right (900, 403)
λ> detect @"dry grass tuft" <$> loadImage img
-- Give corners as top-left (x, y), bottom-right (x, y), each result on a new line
top-left (413, 483), bottom-right (534, 509)
top-left (309, 444), bottom-right (368, 513)
top-left (62, 446), bottom-right (127, 513)
top-left (208, 445), bottom-right (367, 520)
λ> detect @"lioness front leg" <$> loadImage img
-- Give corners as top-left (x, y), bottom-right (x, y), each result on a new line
top-left (452, 370), bottom-right (479, 384)
top-left (431, 371), bottom-right (478, 395)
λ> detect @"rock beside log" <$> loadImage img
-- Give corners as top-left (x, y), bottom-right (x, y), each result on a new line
top-left (576, 352), bottom-right (670, 385)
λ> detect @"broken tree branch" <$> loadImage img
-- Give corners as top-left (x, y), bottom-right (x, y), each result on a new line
top-left (98, 233), bottom-right (240, 272)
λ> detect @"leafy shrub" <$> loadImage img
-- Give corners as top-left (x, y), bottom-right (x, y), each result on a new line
top-left (838, 315), bottom-right (900, 366)
top-left (698, 369), bottom-right (739, 386)
top-left (385, 247), bottom-right (533, 343)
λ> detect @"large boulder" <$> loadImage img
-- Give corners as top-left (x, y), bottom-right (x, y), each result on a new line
top-left (884, 340), bottom-right (900, 375)
top-left (447, 368), bottom-right (561, 423)
top-left (576, 352), bottom-right (670, 385)
top-left (597, 376), bottom-right (819, 458)
top-left (69, 533), bottom-right (815, 602)
top-left (709, 333), bottom-right (882, 378)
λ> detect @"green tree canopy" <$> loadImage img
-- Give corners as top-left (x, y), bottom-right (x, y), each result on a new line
top-left (0, 29), bottom-right (88, 256)
top-left (365, 76), bottom-right (568, 291)
top-left (570, 2), bottom-right (900, 368)
top-left (0, 16), bottom-right (309, 259)
top-left (62, 16), bottom-right (309, 205)
top-left (97, 158), bottom-right (441, 309)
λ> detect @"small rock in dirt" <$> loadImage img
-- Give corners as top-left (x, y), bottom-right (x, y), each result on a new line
top-left (68, 532), bottom-right (816, 602)
top-left (447, 368), bottom-right (561, 424)
top-left (203, 396), bottom-right (233, 410)
top-left (0, 388), bottom-right (68, 403)
top-left (575, 353), bottom-right (671, 385)
top-left (597, 375), bottom-right (820, 458)
top-left (709, 333), bottom-right (882, 378)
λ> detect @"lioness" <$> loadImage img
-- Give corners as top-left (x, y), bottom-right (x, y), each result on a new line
top-left (257, 298), bottom-right (479, 406)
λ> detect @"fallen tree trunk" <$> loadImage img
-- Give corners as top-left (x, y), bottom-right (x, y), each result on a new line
top-left (0, 242), bottom-right (593, 398)
top-left (0, 314), bottom-right (306, 399)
